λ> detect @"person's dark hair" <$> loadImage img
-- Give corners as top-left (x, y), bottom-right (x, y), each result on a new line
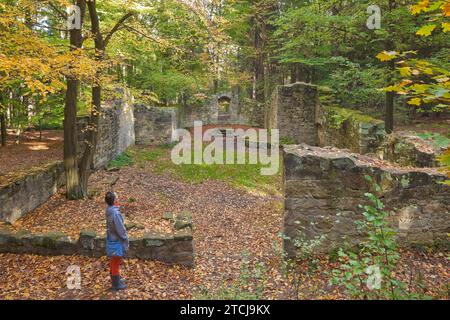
top-left (105, 191), bottom-right (116, 206)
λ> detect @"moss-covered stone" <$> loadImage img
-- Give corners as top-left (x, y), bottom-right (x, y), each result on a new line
top-left (319, 106), bottom-right (385, 154)
top-left (41, 232), bottom-right (68, 249)
top-left (382, 133), bottom-right (439, 168)
top-left (79, 230), bottom-right (97, 238)
top-left (144, 232), bottom-right (173, 241)
top-left (174, 213), bottom-right (193, 230)
top-left (0, 228), bottom-right (194, 267)
top-left (0, 229), bottom-right (13, 246)
top-left (144, 239), bottom-right (165, 247)
top-left (283, 145), bottom-right (450, 256)
top-left (174, 228), bottom-right (193, 241)
top-left (125, 223), bottom-right (144, 231)
top-left (162, 212), bottom-right (174, 221)
top-left (15, 229), bottom-right (31, 237)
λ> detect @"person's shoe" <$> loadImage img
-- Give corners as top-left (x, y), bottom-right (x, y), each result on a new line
top-left (110, 273), bottom-right (126, 285)
top-left (111, 275), bottom-right (127, 291)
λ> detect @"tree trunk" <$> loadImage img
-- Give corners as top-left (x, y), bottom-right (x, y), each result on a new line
top-left (0, 113), bottom-right (6, 147)
top-left (79, 1), bottom-right (133, 196)
top-left (64, 0), bottom-right (86, 200)
top-left (385, 91), bottom-right (394, 134)
top-left (78, 0), bottom-right (105, 197)
top-left (65, 1), bottom-right (133, 198)
top-left (64, 78), bottom-right (83, 199)
top-left (254, 25), bottom-right (265, 103)
top-left (385, 0), bottom-right (397, 134)
top-left (78, 83), bottom-right (101, 197)
top-left (385, 56), bottom-right (396, 134)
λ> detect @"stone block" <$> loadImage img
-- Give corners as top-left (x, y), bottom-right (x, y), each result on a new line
top-left (79, 230), bottom-right (97, 250)
top-left (174, 228), bottom-right (193, 241)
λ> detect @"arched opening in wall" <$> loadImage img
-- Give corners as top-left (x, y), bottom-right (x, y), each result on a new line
top-left (218, 96), bottom-right (231, 122)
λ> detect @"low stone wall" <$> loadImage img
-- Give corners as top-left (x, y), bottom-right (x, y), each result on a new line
top-left (134, 104), bottom-right (177, 145)
top-left (317, 106), bottom-right (386, 154)
top-left (0, 228), bottom-right (194, 267)
top-left (382, 132), bottom-right (440, 167)
top-left (0, 162), bottom-right (65, 223)
top-left (283, 145), bottom-right (450, 256)
top-left (266, 82), bottom-right (320, 145)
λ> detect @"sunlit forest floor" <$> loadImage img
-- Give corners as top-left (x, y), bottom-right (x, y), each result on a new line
top-left (0, 130), bottom-right (63, 186)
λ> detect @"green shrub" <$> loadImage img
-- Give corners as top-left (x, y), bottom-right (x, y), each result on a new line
top-left (331, 175), bottom-right (430, 300)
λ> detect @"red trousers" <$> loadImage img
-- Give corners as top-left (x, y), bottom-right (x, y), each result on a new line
top-left (109, 256), bottom-right (122, 276)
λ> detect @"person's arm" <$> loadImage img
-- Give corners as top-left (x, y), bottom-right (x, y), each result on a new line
top-left (112, 210), bottom-right (128, 242)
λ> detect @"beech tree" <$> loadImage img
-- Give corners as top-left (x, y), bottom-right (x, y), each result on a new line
top-left (64, 0), bottom-right (135, 199)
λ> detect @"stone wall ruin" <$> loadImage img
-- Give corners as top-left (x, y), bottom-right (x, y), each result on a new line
top-left (77, 88), bottom-right (135, 169)
top-left (266, 82), bottom-right (321, 145)
top-left (283, 144), bottom-right (450, 256)
top-left (134, 104), bottom-right (177, 145)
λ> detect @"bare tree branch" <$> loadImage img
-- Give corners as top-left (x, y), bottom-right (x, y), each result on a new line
top-left (48, 2), bottom-right (68, 20)
top-left (104, 12), bottom-right (135, 47)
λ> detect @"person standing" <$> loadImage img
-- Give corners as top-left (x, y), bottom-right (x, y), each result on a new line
top-left (105, 191), bottom-right (129, 291)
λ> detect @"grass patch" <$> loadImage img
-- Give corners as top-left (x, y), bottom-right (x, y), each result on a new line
top-left (279, 137), bottom-right (297, 145)
top-left (132, 148), bottom-right (163, 162)
top-left (106, 152), bottom-right (134, 170)
top-left (127, 145), bottom-right (282, 195)
top-left (415, 132), bottom-right (450, 149)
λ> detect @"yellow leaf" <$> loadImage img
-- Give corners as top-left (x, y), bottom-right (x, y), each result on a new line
top-left (423, 67), bottom-right (433, 75)
top-left (416, 24), bottom-right (437, 36)
top-left (376, 51), bottom-right (398, 62)
top-left (407, 98), bottom-right (422, 106)
top-left (443, 2), bottom-right (450, 17)
top-left (385, 85), bottom-right (400, 92)
top-left (411, 84), bottom-right (429, 93)
top-left (411, 0), bottom-right (429, 15)
top-left (442, 22), bottom-right (450, 32)
top-left (398, 67), bottom-right (412, 77)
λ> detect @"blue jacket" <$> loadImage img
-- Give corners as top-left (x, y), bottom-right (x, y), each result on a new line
top-left (106, 205), bottom-right (129, 256)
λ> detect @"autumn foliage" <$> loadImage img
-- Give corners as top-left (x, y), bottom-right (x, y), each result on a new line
top-left (0, 1), bottom-right (98, 107)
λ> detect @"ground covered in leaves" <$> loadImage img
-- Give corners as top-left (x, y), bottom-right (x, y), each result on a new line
top-left (0, 145), bottom-right (448, 300)
top-left (9, 168), bottom-right (175, 238)
top-left (0, 130), bottom-right (63, 187)
top-left (0, 248), bottom-right (448, 300)
top-left (1, 145), bottom-right (290, 299)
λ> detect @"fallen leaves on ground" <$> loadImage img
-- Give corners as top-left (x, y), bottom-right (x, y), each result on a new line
top-left (0, 141), bottom-right (448, 300)
top-left (0, 130), bottom-right (63, 187)
top-left (1, 163), bottom-right (293, 299)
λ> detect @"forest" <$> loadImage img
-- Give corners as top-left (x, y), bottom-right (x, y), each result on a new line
top-left (0, 0), bottom-right (449, 302)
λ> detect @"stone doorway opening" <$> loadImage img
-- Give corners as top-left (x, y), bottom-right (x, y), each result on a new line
top-left (218, 96), bottom-right (232, 122)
